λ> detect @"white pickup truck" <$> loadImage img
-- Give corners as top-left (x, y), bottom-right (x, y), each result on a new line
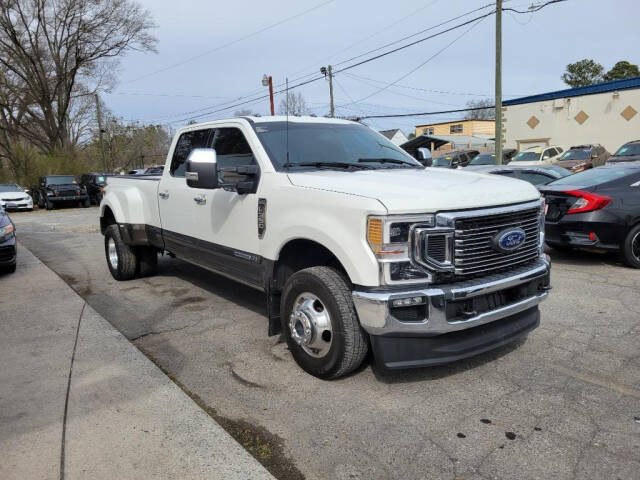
top-left (100, 116), bottom-right (551, 379)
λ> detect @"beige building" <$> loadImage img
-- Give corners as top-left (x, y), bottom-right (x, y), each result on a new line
top-left (414, 119), bottom-right (495, 138)
top-left (502, 77), bottom-right (640, 153)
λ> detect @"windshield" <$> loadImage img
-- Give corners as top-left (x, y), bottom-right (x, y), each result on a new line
top-left (95, 175), bottom-right (106, 183)
top-left (546, 166), bottom-right (636, 188)
top-left (559, 149), bottom-right (590, 161)
top-left (512, 151), bottom-right (541, 162)
top-left (613, 143), bottom-right (640, 157)
top-left (0, 184), bottom-right (22, 192)
top-left (46, 176), bottom-right (77, 185)
top-left (470, 153), bottom-right (495, 165)
top-left (432, 156), bottom-right (453, 167)
top-left (254, 122), bottom-right (421, 170)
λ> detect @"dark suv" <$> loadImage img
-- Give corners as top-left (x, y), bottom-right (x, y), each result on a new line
top-left (608, 140), bottom-right (640, 163)
top-left (430, 149), bottom-right (480, 168)
top-left (556, 144), bottom-right (609, 172)
top-left (32, 175), bottom-right (89, 210)
top-left (80, 173), bottom-right (107, 205)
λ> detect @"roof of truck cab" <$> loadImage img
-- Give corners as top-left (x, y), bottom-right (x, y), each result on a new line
top-left (178, 116), bottom-right (358, 131)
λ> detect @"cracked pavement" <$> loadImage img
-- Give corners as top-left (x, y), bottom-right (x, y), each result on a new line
top-left (11, 207), bottom-right (640, 480)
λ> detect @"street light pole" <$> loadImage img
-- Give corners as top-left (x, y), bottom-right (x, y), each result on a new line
top-left (94, 92), bottom-right (107, 172)
top-left (320, 66), bottom-right (335, 117)
top-left (262, 74), bottom-right (275, 115)
top-left (495, 0), bottom-right (503, 164)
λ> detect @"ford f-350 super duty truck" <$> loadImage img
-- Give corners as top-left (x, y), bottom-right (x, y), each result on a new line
top-left (100, 116), bottom-right (551, 379)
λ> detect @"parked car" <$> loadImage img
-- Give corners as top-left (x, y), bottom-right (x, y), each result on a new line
top-left (144, 165), bottom-right (164, 175)
top-left (607, 140), bottom-right (640, 163)
top-left (466, 149), bottom-right (517, 166)
top-left (0, 184), bottom-right (33, 211)
top-left (80, 173), bottom-right (107, 205)
top-left (0, 205), bottom-right (16, 273)
top-left (467, 165), bottom-right (572, 186)
top-left (100, 116), bottom-right (550, 379)
top-left (539, 162), bottom-right (640, 268)
top-left (31, 175), bottom-right (89, 210)
top-left (431, 149), bottom-right (480, 168)
top-left (556, 144), bottom-right (609, 173)
top-left (509, 146), bottom-right (564, 166)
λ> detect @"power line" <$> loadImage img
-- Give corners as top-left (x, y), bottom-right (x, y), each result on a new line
top-left (153, 0), bottom-right (565, 125)
top-left (354, 105), bottom-right (496, 120)
top-left (148, 2), bottom-right (502, 124)
top-left (122, 0), bottom-right (336, 84)
top-left (336, 17), bottom-right (486, 108)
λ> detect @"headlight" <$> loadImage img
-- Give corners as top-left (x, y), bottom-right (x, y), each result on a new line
top-left (0, 223), bottom-right (15, 241)
top-left (571, 163), bottom-right (586, 172)
top-left (367, 214), bottom-right (435, 285)
top-left (46, 191), bottom-right (55, 196)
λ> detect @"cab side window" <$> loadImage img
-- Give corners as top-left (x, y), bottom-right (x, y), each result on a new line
top-left (170, 129), bottom-right (213, 177)
top-left (212, 128), bottom-right (257, 183)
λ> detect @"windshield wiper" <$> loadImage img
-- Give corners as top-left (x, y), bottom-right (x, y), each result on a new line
top-left (357, 157), bottom-right (417, 166)
top-left (282, 161), bottom-right (373, 170)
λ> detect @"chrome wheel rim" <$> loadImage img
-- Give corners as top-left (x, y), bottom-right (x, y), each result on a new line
top-left (632, 232), bottom-right (640, 262)
top-left (108, 238), bottom-right (118, 269)
top-left (289, 292), bottom-right (333, 358)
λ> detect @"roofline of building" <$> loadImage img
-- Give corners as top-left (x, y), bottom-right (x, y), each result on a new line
top-left (414, 119), bottom-right (495, 128)
top-left (503, 76), bottom-right (640, 107)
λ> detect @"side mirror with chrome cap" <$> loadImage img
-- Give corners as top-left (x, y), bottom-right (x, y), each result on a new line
top-left (185, 148), bottom-right (219, 189)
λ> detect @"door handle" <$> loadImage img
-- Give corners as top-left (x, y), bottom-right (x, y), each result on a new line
top-left (193, 195), bottom-right (206, 205)
top-left (159, 191), bottom-right (169, 199)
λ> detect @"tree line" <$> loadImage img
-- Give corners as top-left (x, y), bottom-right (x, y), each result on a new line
top-left (0, 0), bottom-right (166, 185)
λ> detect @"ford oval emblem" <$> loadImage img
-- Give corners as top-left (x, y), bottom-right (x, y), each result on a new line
top-left (493, 228), bottom-right (526, 253)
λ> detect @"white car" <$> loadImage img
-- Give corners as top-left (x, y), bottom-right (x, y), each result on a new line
top-left (100, 116), bottom-right (550, 379)
top-left (509, 146), bottom-right (564, 166)
top-left (0, 184), bottom-right (33, 211)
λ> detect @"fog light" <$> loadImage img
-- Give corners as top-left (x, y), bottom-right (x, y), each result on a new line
top-left (391, 296), bottom-right (426, 308)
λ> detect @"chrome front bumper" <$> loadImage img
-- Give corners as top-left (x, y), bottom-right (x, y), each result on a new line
top-left (352, 258), bottom-right (550, 336)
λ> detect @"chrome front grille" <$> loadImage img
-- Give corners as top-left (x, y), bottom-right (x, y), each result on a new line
top-left (453, 207), bottom-right (540, 277)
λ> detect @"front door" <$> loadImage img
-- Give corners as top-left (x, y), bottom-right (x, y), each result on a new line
top-left (158, 125), bottom-right (264, 288)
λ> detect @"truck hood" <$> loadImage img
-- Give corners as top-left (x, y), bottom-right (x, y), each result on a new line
top-left (287, 168), bottom-right (540, 213)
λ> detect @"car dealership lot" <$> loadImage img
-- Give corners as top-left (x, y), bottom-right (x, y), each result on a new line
top-left (11, 208), bottom-right (640, 480)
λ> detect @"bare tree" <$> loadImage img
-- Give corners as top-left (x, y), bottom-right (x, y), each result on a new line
top-left (278, 91), bottom-right (309, 116)
top-left (464, 99), bottom-right (495, 120)
top-left (0, 0), bottom-right (156, 156)
top-left (234, 109), bottom-right (258, 116)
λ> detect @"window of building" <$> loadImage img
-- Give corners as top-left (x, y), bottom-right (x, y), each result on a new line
top-left (450, 124), bottom-right (463, 134)
top-left (170, 129), bottom-right (214, 177)
top-left (424, 127), bottom-right (434, 135)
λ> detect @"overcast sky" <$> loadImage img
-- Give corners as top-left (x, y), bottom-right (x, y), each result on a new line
top-left (103, 0), bottom-right (639, 134)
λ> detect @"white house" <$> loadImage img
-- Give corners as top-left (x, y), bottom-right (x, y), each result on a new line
top-left (379, 129), bottom-right (409, 146)
top-left (502, 77), bottom-right (640, 153)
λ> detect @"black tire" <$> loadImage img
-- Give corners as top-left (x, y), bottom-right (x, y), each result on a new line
top-left (280, 266), bottom-right (368, 379)
top-left (82, 197), bottom-right (90, 208)
top-left (37, 195), bottom-right (45, 209)
top-left (104, 224), bottom-right (138, 280)
top-left (621, 224), bottom-right (640, 269)
top-left (137, 247), bottom-right (158, 277)
top-left (45, 197), bottom-right (55, 210)
top-left (1, 263), bottom-right (16, 274)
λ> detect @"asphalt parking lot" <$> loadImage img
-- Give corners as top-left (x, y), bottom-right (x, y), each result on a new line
top-left (9, 207), bottom-right (640, 480)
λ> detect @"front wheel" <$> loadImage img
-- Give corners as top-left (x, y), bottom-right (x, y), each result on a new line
top-left (280, 266), bottom-right (368, 379)
top-left (621, 224), bottom-right (640, 268)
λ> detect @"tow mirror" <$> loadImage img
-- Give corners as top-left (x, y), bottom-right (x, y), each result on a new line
top-left (185, 148), bottom-right (219, 189)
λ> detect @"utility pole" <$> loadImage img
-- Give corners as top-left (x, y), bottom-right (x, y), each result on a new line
top-left (494, 0), bottom-right (503, 164)
top-left (94, 93), bottom-right (107, 172)
top-left (262, 74), bottom-right (275, 115)
top-left (320, 65), bottom-right (335, 117)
